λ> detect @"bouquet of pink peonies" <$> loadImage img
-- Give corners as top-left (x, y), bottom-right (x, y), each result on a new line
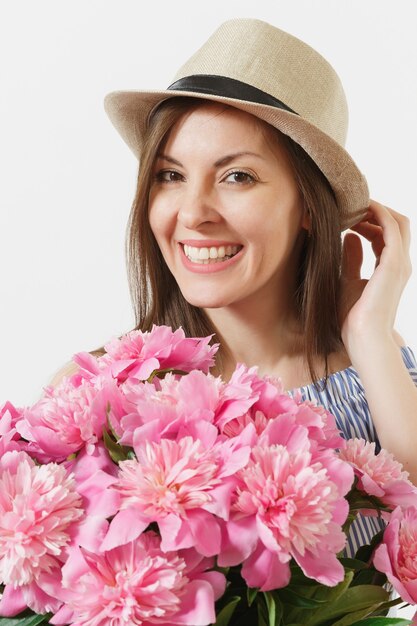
top-left (1, 325), bottom-right (417, 626)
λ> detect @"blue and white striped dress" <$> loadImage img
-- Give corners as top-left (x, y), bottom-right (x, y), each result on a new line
top-left (289, 346), bottom-right (417, 557)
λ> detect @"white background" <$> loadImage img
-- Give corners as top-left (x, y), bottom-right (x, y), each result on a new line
top-left (0, 0), bottom-right (416, 619)
top-left (1, 0), bottom-right (416, 406)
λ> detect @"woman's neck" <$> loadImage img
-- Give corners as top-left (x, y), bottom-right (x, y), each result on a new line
top-left (205, 292), bottom-right (306, 384)
top-left (204, 292), bottom-right (351, 388)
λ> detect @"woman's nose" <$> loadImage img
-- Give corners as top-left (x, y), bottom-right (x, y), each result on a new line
top-left (177, 180), bottom-right (221, 230)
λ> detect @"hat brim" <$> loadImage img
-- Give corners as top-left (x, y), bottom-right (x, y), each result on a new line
top-left (104, 89), bottom-right (369, 231)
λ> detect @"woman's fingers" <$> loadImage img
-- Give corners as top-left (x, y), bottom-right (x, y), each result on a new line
top-left (355, 200), bottom-right (410, 251)
top-left (341, 232), bottom-right (363, 280)
top-left (349, 200), bottom-right (411, 273)
top-left (349, 220), bottom-right (384, 259)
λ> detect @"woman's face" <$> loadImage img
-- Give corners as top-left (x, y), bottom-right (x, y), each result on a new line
top-left (148, 103), bottom-right (308, 310)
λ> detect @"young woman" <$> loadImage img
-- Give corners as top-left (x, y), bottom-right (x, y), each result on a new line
top-left (54, 18), bottom-right (417, 555)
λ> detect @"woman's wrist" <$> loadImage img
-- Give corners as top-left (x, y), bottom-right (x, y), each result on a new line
top-left (342, 327), bottom-right (399, 369)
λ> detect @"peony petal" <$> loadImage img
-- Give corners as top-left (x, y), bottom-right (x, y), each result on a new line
top-left (331, 497), bottom-right (349, 525)
top-left (170, 579), bottom-right (216, 625)
top-left (76, 469), bottom-right (120, 517)
top-left (130, 357), bottom-right (160, 380)
top-left (203, 479), bottom-right (235, 520)
top-left (73, 351), bottom-right (101, 375)
top-left (0, 585), bottom-right (27, 616)
top-left (262, 413), bottom-right (309, 452)
top-left (187, 509), bottom-right (221, 556)
top-left (22, 579), bottom-right (63, 614)
top-left (360, 473), bottom-right (386, 497)
top-left (320, 455), bottom-right (354, 497)
top-left (256, 516), bottom-right (284, 554)
top-left (16, 423), bottom-right (71, 458)
top-left (73, 516), bottom-right (109, 551)
top-left (72, 442), bottom-right (118, 481)
top-left (159, 514), bottom-right (194, 551)
top-left (241, 544), bottom-right (291, 591)
top-left (383, 479), bottom-right (417, 508)
top-left (196, 571), bottom-right (227, 600)
top-left (293, 545), bottom-right (345, 586)
top-left (49, 604), bottom-right (75, 625)
top-left (60, 545), bottom-right (91, 591)
top-left (100, 509), bottom-right (149, 551)
top-left (218, 516), bottom-right (258, 566)
top-left (178, 419), bottom-right (218, 448)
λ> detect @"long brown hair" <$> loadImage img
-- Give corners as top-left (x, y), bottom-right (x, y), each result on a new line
top-left (124, 97), bottom-right (343, 385)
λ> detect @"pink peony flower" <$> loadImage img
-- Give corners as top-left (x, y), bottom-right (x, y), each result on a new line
top-left (51, 532), bottom-right (225, 626)
top-left (0, 450), bottom-right (84, 616)
top-left (16, 378), bottom-right (108, 461)
top-left (0, 400), bottom-right (23, 430)
top-left (216, 364), bottom-right (286, 432)
top-left (220, 436), bottom-right (351, 589)
top-left (291, 399), bottom-right (345, 451)
top-left (373, 506), bottom-right (417, 606)
top-left (118, 370), bottom-right (224, 446)
top-left (84, 325), bottom-right (218, 384)
top-left (102, 431), bottom-right (251, 556)
top-left (222, 410), bottom-right (269, 438)
top-left (218, 365), bottom-right (344, 451)
top-left (0, 401), bottom-right (23, 456)
top-left (339, 438), bottom-right (417, 509)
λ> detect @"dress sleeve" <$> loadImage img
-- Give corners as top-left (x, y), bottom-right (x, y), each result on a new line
top-left (401, 346), bottom-right (417, 386)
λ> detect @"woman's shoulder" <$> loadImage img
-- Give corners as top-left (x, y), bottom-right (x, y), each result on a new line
top-left (49, 361), bottom-right (80, 387)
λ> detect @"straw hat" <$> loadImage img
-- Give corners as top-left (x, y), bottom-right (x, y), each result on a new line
top-left (104, 18), bottom-right (369, 230)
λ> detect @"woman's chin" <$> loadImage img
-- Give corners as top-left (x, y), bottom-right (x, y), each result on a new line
top-left (180, 290), bottom-right (234, 310)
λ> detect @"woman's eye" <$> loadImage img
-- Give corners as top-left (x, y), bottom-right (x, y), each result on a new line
top-left (155, 170), bottom-right (184, 183)
top-left (223, 171), bottom-right (256, 184)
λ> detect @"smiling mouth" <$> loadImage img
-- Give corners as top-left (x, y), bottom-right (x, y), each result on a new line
top-left (182, 244), bottom-right (243, 264)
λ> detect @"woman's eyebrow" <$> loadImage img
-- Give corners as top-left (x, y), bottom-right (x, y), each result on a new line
top-left (156, 154), bottom-right (182, 166)
top-left (214, 152), bottom-right (266, 166)
top-left (155, 151), bottom-right (266, 167)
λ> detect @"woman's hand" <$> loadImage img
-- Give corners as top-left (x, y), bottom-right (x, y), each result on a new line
top-left (339, 199), bottom-right (412, 356)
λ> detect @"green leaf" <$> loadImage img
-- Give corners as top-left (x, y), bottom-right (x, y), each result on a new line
top-left (352, 617), bottom-right (411, 626)
top-left (258, 599), bottom-right (269, 626)
top-left (305, 583), bottom-right (389, 626)
top-left (277, 587), bottom-right (326, 608)
top-left (147, 368), bottom-right (188, 382)
top-left (102, 428), bottom-right (132, 463)
top-left (105, 402), bottom-right (119, 439)
top-left (0, 615), bottom-right (51, 626)
top-left (247, 587), bottom-right (258, 607)
top-left (263, 591), bottom-right (277, 626)
top-left (213, 596), bottom-right (241, 626)
top-left (329, 603), bottom-right (393, 626)
top-left (339, 558), bottom-right (369, 572)
top-left (351, 569), bottom-right (386, 587)
top-left (354, 532), bottom-right (385, 564)
top-left (304, 570), bottom-right (355, 608)
top-left (347, 489), bottom-right (391, 514)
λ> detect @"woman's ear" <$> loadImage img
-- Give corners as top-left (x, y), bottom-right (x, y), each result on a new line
top-left (301, 208), bottom-right (311, 232)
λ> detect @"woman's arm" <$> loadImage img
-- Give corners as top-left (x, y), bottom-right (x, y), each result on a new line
top-left (340, 200), bottom-right (417, 484)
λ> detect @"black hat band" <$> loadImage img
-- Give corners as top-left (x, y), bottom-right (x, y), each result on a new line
top-left (167, 75), bottom-right (298, 115)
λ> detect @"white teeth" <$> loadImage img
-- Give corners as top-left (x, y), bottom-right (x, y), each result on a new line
top-left (198, 247), bottom-right (209, 260)
top-left (183, 244), bottom-right (241, 263)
